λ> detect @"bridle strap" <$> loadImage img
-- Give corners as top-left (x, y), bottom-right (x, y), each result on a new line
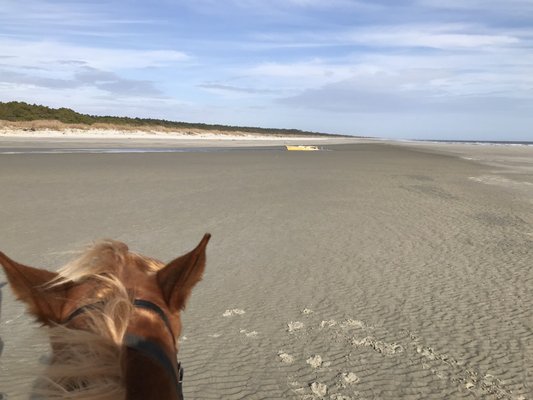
top-left (64, 299), bottom-right (175, 341)
top-left (63, 300), bottom-right (105, 324)
top-left (132, 299), bottom-right (175, 340)
top-left (63, 299), bottom-right (184, 398)
top-left (124, 333), bottom-right (184, 399)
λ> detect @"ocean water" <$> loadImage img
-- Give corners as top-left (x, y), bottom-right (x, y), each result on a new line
top-left (416, 139), bottom-right (533, 146)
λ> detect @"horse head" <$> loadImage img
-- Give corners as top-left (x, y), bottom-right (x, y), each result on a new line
top-left (0, 233), bottom-right (210, 400)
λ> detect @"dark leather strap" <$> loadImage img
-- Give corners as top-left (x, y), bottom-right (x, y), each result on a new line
top-left (64, 301), bottom-right (105, 324)
top-left (64, 299), bottom-right (183, 398)
top-left (132, 299), bottom-right (175, 340)
top-left (65, 299), bottom-right (175, 341)
top-left (124, 333), bottom-right (184, 399)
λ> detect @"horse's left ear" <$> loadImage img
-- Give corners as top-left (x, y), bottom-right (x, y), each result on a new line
top-left (157, 233), bottom-right (211, 312)
top-left (0, 252), bottom-right (69, 325)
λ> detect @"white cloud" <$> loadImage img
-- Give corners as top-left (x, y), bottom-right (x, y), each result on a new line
top-left (278, 75), bottom-right (532, 115)
top-left (0, 0), bottom-right (157, 30)
top-left (244, 43), bottom-right (533, 95)
top-left (186, 0), bottom-right (367, 10)
top-left (1, 0), bottom-right (532, 139)
top-left (0, 66), bottom-right (164, 97)
top-left (417, 0), bottom-right (533, 14)
top-left (276, 0), bottom-right (366, 7)
top-left (197, 83), bottom-right (276, 96)
top-left (0, 39), bottom-right (189, 71)
top-left (0, 38), bottom-right (190, 103)
top-left (236, 21), bottom-right (533, 122)
top-left (346, 29), bottom-right (519, 49)
top-left (249, 23), bottom-right (524, 51)
top-left (249, 61), bottom-right (357, 81)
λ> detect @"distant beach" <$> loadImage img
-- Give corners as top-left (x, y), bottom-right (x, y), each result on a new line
top-left (0, 137), bottom-right (531, 399)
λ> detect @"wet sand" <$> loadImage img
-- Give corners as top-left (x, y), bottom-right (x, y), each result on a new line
top-left (0, 139), bottom-right (531, 399)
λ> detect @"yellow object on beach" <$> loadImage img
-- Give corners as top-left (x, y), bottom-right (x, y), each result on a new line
top-left (285, 145), bottom-right (320, 151)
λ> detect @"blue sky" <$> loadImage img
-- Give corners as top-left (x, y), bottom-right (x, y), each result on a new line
top-left (1, 0), bottom-right (532, 140)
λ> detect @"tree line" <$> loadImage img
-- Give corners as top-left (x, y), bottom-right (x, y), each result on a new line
top-left (0, 101), bottom-right (345, 137)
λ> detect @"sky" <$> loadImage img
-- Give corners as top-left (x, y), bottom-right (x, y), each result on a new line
top-left (1, 0), bottom-right (532, 141)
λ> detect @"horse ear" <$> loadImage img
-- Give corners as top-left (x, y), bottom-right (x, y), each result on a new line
top-left (0, 251), bottom-right (69, 325)
top-left (157, 234), bottom-right (211, 312)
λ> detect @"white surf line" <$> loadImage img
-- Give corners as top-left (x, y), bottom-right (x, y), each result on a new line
top-left (0, 148), bottom-right (191, 155)
top-left (0, 146), bottom-right (288, 155)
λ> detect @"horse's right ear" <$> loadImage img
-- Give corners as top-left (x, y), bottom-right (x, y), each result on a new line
top-left (157, 234), bottom-right (211, 312)
top-left (0, 252), bottom-right (69, 325)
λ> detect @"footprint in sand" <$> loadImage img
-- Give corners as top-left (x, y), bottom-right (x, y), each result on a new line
top-left (409, 332), bottom-right (520, 398)
top-left (223, 308), bottom-right (245, 317)
top-left (283, 312), bottom-right (410, 399)
top-left (306, 354), bottom-right (323, 369)
top-left (278, 351), bottom-right (295, 364)
top-left (287, 321), bottom-right (304, 332)
top-left (239, 329), bottom-right (258, 337)
top-left (340, 372), bottom-right (359, 385)
top-left (284, 309), bottom-right (523, 400)
top-left (340, 319), bottom-right (367, 330)
top-left (310, 382), bottom-right (328, 397)
top-left (320, 320), bottom-right (337, 328)
top-left (351, 336), bottom-right (403, 356)
top-left (330, 395), bottom-right (353, 400)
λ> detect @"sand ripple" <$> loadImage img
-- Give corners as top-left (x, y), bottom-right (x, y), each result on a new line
top-left (1, 143), bottom-right (531, 399)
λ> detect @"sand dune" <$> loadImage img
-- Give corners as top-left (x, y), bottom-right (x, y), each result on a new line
top-left (0, 140), bottom-right (531, 399)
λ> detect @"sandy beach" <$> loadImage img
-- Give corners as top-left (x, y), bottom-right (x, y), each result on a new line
top-left (0, 136), bottom-right (531, 399)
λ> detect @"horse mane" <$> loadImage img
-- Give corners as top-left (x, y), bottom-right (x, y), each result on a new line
top-left (3, 235), bottom-right (209, 400)
top-left (54, 240), bottom-right (128, 283)
top-left (37, 240), bottom-right (145, 400)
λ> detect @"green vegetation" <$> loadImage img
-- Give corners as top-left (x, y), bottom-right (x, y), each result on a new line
top-left (0, 101), bottom-right (347, 137)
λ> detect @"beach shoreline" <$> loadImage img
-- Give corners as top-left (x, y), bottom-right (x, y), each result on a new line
top-left (0, 125), bottom-right (352, 141)
top-left (0, 127), bottom-right (371, 152)
top-left (1, 138), bottom-right (531, 399)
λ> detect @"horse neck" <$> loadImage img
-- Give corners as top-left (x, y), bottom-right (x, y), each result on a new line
top-left (124, 347), bottom-right (181, 400)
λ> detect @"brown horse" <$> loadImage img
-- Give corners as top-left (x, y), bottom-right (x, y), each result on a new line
top-left (0, 234), bottom-right (210, 400)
